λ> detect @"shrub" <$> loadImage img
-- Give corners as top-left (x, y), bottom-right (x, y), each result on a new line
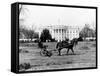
top-left (19, 63), bottom-right (31, 70)
top-left (51, 38), bottom-right (57, 42)
top-left (78, 37), bottom-right (83, 41)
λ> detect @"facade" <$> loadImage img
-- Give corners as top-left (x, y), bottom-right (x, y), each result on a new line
top-left (38, 25), bottom-right (80, 42)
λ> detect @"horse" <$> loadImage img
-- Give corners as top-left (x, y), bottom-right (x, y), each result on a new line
top-left (56, 39), bottom-right (78, 56)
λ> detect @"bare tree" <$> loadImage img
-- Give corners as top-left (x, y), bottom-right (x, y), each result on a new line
top-left (19, 4), bottom-right (23, 15)
top-left (79, 24), bottom-right (96, 40)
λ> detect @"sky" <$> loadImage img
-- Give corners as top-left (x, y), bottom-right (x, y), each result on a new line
top-left (19, 4), bottom-right (96, 30)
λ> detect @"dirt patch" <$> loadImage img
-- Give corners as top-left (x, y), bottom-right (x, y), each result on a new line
top-left (20, 43), bottom-right (38, 47)
top-left (46, 61), bottom-right (73, 66)
top-left (91, 44), bottom-right (96, 47)
top-left (79, 46), bottom-right (90, 50)
top-left (46, 62), bottom-right (61, 66)
top-left (85, 42), bottom-right (91, 45)
top-left (19, 49), bottom-right (29, 53)
top-left (32, 64), bottom-right (42, 67)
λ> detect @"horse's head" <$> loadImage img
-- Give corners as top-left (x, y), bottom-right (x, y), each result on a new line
top-left (71, 38), bottom-right (78, 46)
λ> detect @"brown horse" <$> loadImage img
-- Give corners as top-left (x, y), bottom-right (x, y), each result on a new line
top-left (56, 39), bottom-right (78, 56)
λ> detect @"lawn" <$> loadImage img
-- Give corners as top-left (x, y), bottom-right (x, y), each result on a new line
top-left (19, 41), bottom-right (96, 71)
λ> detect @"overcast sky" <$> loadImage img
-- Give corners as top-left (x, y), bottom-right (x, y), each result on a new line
top-left (19, 4), bottom-right (96, 30)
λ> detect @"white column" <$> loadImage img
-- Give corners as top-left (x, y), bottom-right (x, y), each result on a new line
top-left (60, 29), bottom-right (61, 41)
top-left (58, 29), bottom-right (59, 42)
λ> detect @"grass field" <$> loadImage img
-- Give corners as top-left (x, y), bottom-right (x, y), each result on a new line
top-left (19, 41), bottom-right (96, 71)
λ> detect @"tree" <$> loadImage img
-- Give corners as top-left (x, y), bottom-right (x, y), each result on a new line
top-left (40, 29), bottom-right (52, 42)
top-left (25, 29), bottom-right (35, 40)
top-left (19, 26), bottom-right (39, 40)
top-left (79, 24), bottom-right (96, 39)
top-left (19, 4), bottom-right (23, 15)
top-left (19, 26), bottom-right (27, 39)
top-left (33, 33), bottom-right (39, 38)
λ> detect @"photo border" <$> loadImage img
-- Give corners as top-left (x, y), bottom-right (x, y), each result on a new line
top-left (11, 2), bottom-right (98, 73)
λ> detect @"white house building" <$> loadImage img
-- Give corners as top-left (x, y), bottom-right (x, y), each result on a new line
top-left (37, 25), bottom-right (80, 42)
